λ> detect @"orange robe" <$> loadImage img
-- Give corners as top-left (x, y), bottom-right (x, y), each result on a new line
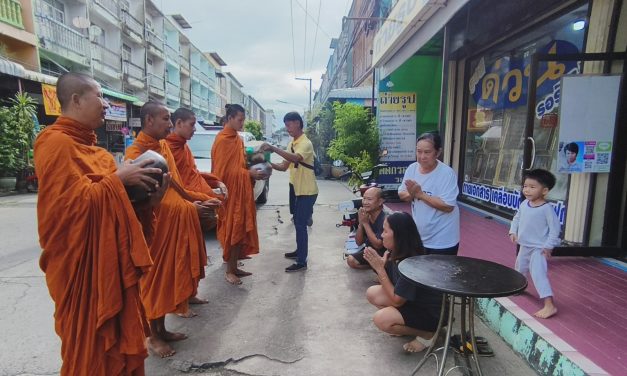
top-left (35, 116), bottom-right (152, 376)
top-left (166, 133), bottom-right (224, 195)
top-left (126, 132), bottom-right (210, 320)
top-left (211, 126), bottom-right (260, 261)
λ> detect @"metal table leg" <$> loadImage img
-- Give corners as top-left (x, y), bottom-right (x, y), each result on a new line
top-left (410, 294), bottom-right (452, 376)
top-left (437, 295), bottom-right (455, 376)
top-left (468, 298), bottom-right (483, 376)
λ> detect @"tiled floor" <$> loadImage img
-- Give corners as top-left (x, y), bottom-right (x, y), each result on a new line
top-left (385, 202), bottom-right (627, 376)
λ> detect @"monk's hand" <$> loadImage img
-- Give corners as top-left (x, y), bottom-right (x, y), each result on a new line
top-left (259, 142), bottom-right (274, 152)
top-left (149, 173), bottom-right (170, 206)
top-left (117, 159), bottom-right (162, 191)
top-left (248, 166), bottom-right (267, 180)
top-left (218, 182), bottom-right (228, 200)
top-left (194, 201), bottom-right (216, 220)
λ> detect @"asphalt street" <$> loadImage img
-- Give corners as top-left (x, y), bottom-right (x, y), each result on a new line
top-left (0, 163), bottom-right (537, 376)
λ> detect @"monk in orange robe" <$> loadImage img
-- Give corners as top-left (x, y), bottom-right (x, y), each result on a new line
top-left (35, 72), bottom-right (168, 375)
top-left (211, 104), bottom-right (266, 285)
top-left (166, 107), bottom-right (228, 234)
top-left (126, 102), bottom-right (219, 357)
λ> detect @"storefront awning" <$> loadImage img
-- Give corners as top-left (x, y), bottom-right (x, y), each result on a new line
top-left (102, 88), bottom-right (139, 103)
top-left (0, 58), bottom-right (26, 78)
top-left (374, 0), bottom-right (468, 78)
top-left (23, 70), bottom-right (58, 85)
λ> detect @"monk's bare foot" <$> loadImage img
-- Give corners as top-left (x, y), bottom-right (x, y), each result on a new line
top-left (225, 272), bottom-right (242, 285)
top-left (162, 331), bottom-right (188, 342)
top-left (147, 337), bottom-right (176, 358)
top-left (239, 255), bottom-right (252, 260)
top-left (534, 305), bottom-right (557, 319)
top-left (403, 339), bottom-right (428, 353)
top-left (189, 296), bottom-right (208, 304)
top-left (176, 309), bottom-right (197, 318)
top-left (235, 268), bottom-right (252, 277)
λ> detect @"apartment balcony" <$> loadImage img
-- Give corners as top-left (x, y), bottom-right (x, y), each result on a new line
top-left (91, 0), bottom-right (120, 25)
top-left (146, 29), bottom-right (164, 59)
top-left (179, 55), bottom-right (190, 76)
top-left (148, 73), bottom-right (165, 97)
top-left (35, 15), bottom-right (89, 66)
top-left (0, 0), bottom-right (23, 28)
top-left (120, 9), bottom-right (143, 44)
top-left (91, 42), bottom-right (122, 79)
top-left (180, 88), bottom-right (190, 106)
top-left (191, 93), bottom-right (203, 109)
top-left (191, 63), bottom-right (201, 80)
top-left (123, 60), bottom-right (145, 89)
top-left (165, 43), bottom-right (178, 65)
top-left (166, 80), bottom-right (180, 99)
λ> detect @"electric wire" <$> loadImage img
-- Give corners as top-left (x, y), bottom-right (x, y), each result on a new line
top-left (303, 0), bottom-right (308, 73)
top-left (290, 0), bottom-right (297, 77)
top-left (293, 0), bottom-right (332, 39)
top-left (309, 0), bottom-right (322, 71)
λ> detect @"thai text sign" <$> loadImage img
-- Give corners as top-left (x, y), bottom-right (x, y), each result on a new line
top-left (41, 84), bottom-right (61, 116)
top-left (379, 92), bottom-right (417, 162)
top-left (105, 99), bottom-right (127, 122)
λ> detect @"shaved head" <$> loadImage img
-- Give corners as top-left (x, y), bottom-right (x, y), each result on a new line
top-left (362, 187), bottom-right (384, 214)
top-left (140, 101), bottom-right (168, 128)
top-left (56, 72), bottom-right (97, 111)
top-left (364, 187), bottom-right (383, 200)
top-left (140, 101), bottom-right (172, 140)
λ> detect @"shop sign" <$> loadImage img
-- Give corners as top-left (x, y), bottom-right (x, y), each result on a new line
top-left (469, 40), bottom-right (580, 117)
top-left (41, 84), bottom-right (61, 116)
top-left (106, 121), bottom-right (125, 132)
top-left (105, 99), bottom-right (127, 121)
top-left (540, 113), bottom-right (558, 128)
top-left (378, 92), bottom-right (417, 162)
top-left (462, 181), bottom-right (566, 224)
top-left (129, 117), bottom-right (141, 128)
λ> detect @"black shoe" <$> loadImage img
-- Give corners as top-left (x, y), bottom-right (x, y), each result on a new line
top-left (284, 251), bottom-right (297, 259)
top-left (285, 263), bottom-right (307, 272)
top-left (307, 217), bottom-right (313, 227)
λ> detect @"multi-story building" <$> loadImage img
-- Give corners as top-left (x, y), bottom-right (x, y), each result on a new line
top-left (263, 109), bottom-right (275, 140)
top-left (205, 52), bottom-right (226, 121)
top-left (226, 71), bottom-right (244, 106)
top-left (0, 0), bottom-right (39, 73)
top-left (120, 0), bottom-right (147, 101)
top-left (145, 0), bottom-right (165, 102)
top-left (163, 16), bottom-right (180, 110)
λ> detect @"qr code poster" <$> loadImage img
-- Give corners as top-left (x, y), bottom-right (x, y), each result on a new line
top-left (557, 140), bottom-right (612, 173)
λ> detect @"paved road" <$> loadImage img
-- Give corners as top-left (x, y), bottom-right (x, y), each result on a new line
top-left (0, 167), bottom-right (537, 376)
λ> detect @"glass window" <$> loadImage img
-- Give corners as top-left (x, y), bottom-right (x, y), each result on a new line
top-left (462, 4), bottom-right (588, 219)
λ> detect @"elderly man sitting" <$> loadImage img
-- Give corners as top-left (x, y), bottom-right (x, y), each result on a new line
top-left (347, 187), bottom-right (387, 269)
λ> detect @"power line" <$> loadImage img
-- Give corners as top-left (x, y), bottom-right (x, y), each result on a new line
top-left (293, 0), bottom-right (332, 39)
top-left (309, 0), bottom-right (322, 71)
top-left (290, 0), bottom-right (297, 77)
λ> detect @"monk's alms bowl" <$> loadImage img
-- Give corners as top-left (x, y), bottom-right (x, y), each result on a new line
top-left (125, 150), bottom-right (169, 202)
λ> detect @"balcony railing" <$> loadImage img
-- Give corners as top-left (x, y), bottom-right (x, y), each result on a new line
top-left (93, 0), bottom-right (119, 18)
top-left (146, 29), bottom-right (163, 51)
top-left (91, 42), bottom-right (121, 71)
top-left (191, 93), bottom-right (203, 108)
top-left (179, 54), bottom-right (189, 70)
top-left (148, 73), bottom-right (164, 94)
top-left (0, 0), bottom-right (23, 28)
top-left (180, 88), bottom-right (190, 104)
top-left (165, 43), bottom-right (178, 60)
top-left (121, 9), bottom-right (143, 36)
top-left (35, 15), bottom-right (89, 63)
top-left (166, 81), bottom-right (180, 97)
top-left (123, 60), bottom-right (144, 81)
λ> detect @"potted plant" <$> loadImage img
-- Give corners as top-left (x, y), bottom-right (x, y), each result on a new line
top-left (0, 93), bottom-right (37, 191)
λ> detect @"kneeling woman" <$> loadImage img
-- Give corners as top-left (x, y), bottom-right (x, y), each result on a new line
top-left (364, 212), bottom-right (445, 352)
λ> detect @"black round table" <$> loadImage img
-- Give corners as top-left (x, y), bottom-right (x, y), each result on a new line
top-left (398, 255), bottom-right (527, 376)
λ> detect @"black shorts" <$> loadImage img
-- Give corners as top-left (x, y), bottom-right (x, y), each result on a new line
top-left (397, 304), bottom-right (442, 332)
top-left (424, 243), bottom-right (459, 256)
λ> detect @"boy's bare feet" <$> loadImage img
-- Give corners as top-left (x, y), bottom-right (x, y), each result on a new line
top-left (189, 296), bottom-right (208, 304)
top-left (225, 272), bottom-right (242, 285)
top-left (235, 268), bottom-right (252, 277)
top-left (534, 305), bottom-right (557, 319)
top-left (147, 337), bottom-right (176, 358)
top-left (161, 330), bottom-right (188, 342)
top-left (403, 339), bottom-right (428, 353)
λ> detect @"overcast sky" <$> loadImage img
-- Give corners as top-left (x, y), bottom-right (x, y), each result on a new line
top-left (158, 0), bottom-right (351, 129)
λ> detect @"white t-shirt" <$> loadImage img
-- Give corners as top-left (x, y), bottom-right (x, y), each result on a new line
top-left (398, 160), bottom-right (460, 249)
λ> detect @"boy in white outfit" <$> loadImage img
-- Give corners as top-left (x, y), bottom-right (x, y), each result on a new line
top-left (509, 169), bottom-right (561, 319)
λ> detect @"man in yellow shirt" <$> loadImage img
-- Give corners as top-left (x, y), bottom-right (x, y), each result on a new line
top-left (262, 112), bottom-right (318, 272)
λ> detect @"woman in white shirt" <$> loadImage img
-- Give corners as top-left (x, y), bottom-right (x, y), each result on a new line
top-left (398, 133), bottom-right (460, 255)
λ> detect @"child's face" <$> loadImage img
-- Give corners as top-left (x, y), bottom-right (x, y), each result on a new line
top-left (522, 178), bottom-right (549, 202)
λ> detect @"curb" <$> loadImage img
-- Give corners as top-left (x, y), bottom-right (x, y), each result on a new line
top-left (476, 297), bottom-right (609, 376)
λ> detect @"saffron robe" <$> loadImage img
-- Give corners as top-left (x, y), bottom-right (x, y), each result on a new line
top-left (35, 116), bottom-right (152, 376)
top-left (211, 126), bottom-right (260, 261)
top-left (126, 132), bottom-right (210, 320)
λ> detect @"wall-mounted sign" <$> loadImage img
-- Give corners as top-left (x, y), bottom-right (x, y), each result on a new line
top-left (557, 75), bottom-right (621, 174)
top-left (41, 84), bottom-right (61, 116)
top-left (378, 92), bottom-right (417, 162)
top-left (105, 99), bottom-right (127, 122)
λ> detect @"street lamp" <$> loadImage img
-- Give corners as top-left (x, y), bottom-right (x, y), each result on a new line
top-left (295, 77), bottom-right (312, 114)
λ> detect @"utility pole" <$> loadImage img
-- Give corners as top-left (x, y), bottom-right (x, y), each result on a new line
top-left (295, 77), bottom-right (312, 114)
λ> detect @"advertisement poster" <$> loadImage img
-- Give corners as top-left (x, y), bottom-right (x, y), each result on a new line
top-left (557, 75), bottom-right (620, 174)
top-left (105, 99), bottom-right (127, 122)
top-left (378, 91), bottom-right (417, 162)
top-left (41, 84), bottom-right (61, 116)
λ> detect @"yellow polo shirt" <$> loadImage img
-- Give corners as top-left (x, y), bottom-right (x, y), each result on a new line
top-left (287, 134), bottom-right (319, 196)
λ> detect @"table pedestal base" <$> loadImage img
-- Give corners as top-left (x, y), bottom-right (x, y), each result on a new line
top-left (410, 295), bottom-right (483, 376)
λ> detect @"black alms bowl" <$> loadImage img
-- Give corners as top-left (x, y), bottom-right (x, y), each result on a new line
top-left (125, 150), bottom-right (169, 202)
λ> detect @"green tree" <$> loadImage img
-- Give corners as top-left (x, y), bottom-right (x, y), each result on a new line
top-left (244, 120), bottom-right (263, 140)
top-left (327, 102), bottom-right (379, 186)
top-left (0, 92), bottom-right (37, 177)
top-left (306, 103), bottom-right (335, 163)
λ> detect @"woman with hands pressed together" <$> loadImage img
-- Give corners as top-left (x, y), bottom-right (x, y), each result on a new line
top-left (365, 212), bottom-right (445, 353)
top-left (398, 132), bottom-right (460, 255)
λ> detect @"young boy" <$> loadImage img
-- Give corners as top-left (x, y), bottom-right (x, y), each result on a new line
top-left (509, 169), bottom-right (561, 319)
